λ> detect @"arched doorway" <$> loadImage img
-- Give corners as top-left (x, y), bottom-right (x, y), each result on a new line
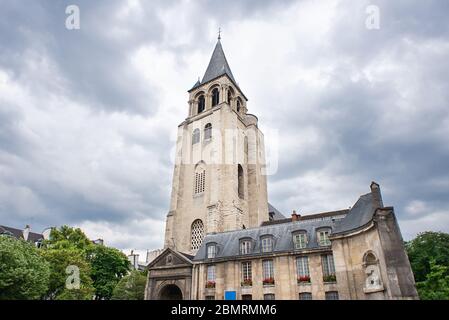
top-left (159, 284), bottom-right (183, 300)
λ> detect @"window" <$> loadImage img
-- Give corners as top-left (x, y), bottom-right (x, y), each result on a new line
top-left (192, 128), bottom-right (200, 144)
top-left (240, 239), bottom-right (252, 254)
top-left (264, 294), bottom-right (275, 300)
top-left (207, 244), bottom-right (217, 259)
top-left (204, 123), bottom-right (212, 140)
top-left (299, 292), bottom-right (312, 300)
top-left (194, 164), bottom-right (206, 194)
top-left (242, 295), bottom-right (252, 300)
top-left (261, 236), bottom-right (273, 253)
top-left (227, 90), bottom-right (232, 103)
top-left (237, 100), bottom-right (241, 112)
top-left (205, 296), bottom-right (215, 300)
top-left (317, 228), bottom-right (331, 246)
top-left (262, 260), bottom-right (274, 284)
top-left (191, 219), bottom-right (204, 250)
top-left (241, 262), bottom-right (252, 285)
top-left (296, 256), bottom-right (310, 279)
top-left (197, 95), bottom-right (205, 114)
top-left (212, 88), bottom-right (219, 106)
top-left (293, 232), bottom-right (308, 249)
top-left (207, 265), bottom-right (216, 282)
top-left (238, 164), bottom-right (244, 199)
top-left (325, 291), bottom-right (339, 300)
top-left (322, 254), bottom-right (336, 282)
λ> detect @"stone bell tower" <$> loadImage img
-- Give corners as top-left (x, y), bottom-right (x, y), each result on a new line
top-left (164, 36), bottom-right (269, 254)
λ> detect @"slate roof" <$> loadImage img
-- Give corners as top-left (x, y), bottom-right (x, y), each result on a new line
top-left (332, 192), bottom-right (375, 235)
top-left (194, 189), bottom-right (379, 261)
top-left (268, 202), bottom-right (286, 220)
top-left (202, 39), bottom-right (236, 84)
top-left (0, 225), bottom-right (44, 243)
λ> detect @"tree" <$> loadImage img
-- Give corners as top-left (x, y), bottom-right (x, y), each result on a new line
top-left (416, 260), bottom-right (449, 300)
top-left (0, 236), bottom-right (50, 300)
top-left (85, 245), bottom-right (131, 299)
top-left (40, 247), bottom-right (95, 300)
top-left (406, 231), bottom-right (449, 282)
top-left (42, 225), bottom-right (93, 251)
top-left (112, 270), bottom-right (147, 300)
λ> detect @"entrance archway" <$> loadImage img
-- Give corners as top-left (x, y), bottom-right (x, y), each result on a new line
top-left (159, 284), bottom-right (183, 300)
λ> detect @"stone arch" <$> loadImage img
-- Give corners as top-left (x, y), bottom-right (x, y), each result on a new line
top-left (156, 280), bottom-right (184, 300)
top-left (362, 250), bottom-right (384, 293)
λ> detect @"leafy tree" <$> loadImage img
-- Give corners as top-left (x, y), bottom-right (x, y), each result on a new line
top-left (0, 236), bottom-right (50, 299)
top-left (40, 247), bottom-right (95, 300)
top-left (42, 225), bottom-right (93, 251)
top-left (111, 270), bottom-right (147, 300)
top-left (416, 260), bottom-right (449, 300)
top-left (406, 231), bottom-right (449, 282)
top-left (85, 245), bottom-right (131, 299)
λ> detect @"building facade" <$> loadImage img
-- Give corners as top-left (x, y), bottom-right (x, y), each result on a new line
top-left (145, 38), bottom-right (418, 300)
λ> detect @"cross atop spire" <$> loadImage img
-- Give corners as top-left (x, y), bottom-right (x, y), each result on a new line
top-left (218, 27), bottom-right (221, 40)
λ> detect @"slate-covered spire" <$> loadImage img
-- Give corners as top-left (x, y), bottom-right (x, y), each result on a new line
top-left (201, 38), bottom-right (236, 84)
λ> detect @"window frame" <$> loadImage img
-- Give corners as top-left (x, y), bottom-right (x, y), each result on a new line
top-left (240, 239), bottom-right (252, 255)
top-left (317, 228), bottom-right (332, 246)
top-left (261, 235), bottom-right (274, 253)
top-left (207, 243), bottom-right (217, 259)
top-left (262, 259), bottom-right (274, 282)
top-left (207, 265), bottom-right (216, 282)
top-left (292, 231), bottom-right (308, 249)
top-left (192, 128), bottom-right (200, 145)
top-left (204, 123), bottom-right (212, 140)
top-left (241, 261), bottom-right (252, 283)
top-left (296, 256), bottom-right (310, 278)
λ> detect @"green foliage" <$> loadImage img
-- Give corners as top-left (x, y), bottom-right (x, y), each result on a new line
top-left (0, 236), bottom-right (50, 300)
top-left (111, 270), bottom-right (147, 300)
top-left (40, 247), bottom-right (95, 300)
top-left (85, 245), bottom-right (131, 299)
top-left (416, 260), bottom-right (449, 300)
top-left (42, 225), bottom-right (93, 251)
top-left (406, 231), bottom-right (449, 282)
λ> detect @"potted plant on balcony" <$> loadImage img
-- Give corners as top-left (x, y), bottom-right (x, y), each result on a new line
top-left (262, 277), bottom-right (275, 286)
top-left (323, 274), bottom-right (337, 283)
top-left (205, 280), bottom-right (216, 289)
top-left (297, 275), bottom-right (311, 284)
top-left (241, 279), bottom-right (253, 287)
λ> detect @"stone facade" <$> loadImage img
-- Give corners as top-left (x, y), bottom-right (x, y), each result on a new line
top-left (145, 39), bottom-right (419, 300)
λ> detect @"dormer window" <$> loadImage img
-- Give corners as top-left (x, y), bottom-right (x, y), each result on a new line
top-left (317, 228), bottom-right (331, 246)
top-left (293, 231), bottom-right (308, 249)
top-left (261, 236), bottom-right (273, 253)
top-left (240, 239), bottom-right (252, 255)
top-left (212, 88), bottom-right (219, 107)
top-left (207, 243), bottom-right (217, 259)
top-left (197, 95), bottom-right (205, 114)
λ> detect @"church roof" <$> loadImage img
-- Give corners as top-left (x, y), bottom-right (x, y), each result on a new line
top-left (202, 39), bottom-right (236, 84)
top-left (193, 187), bottom-right (383, 261)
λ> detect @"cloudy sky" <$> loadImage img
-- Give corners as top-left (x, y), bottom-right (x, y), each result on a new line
top-left (1, 0), bottom-right (448, 258)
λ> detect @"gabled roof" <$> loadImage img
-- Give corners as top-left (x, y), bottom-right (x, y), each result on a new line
top-left (202, 39), bottom-right (236, 84)
top-left (0, 225), bottom-right (44, 243)
top-left (268, 203), bottom-right (286, 220)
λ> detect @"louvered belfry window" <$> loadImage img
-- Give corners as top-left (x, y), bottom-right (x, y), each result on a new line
top-left (191, 219), bottom-right (204, 250)
top-left (194, 169), bottom-right (205, 194)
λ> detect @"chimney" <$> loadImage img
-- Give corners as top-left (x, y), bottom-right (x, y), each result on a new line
top-left (370, 181), bottom-right (384, 208)
top-left (23, 225), bottom-right (31, 241)
top-left (291, 210), bottom-right (301, 222)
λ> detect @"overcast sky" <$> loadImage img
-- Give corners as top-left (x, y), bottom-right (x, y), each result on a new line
top-left (1, 0), bottom-right (448, 258)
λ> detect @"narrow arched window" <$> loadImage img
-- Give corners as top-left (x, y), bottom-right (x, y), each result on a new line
top-left (238, 164), bottom-right (244, 199)
top-left (197, 95), bottom-right (205, 114)
top-left (227, 90), bottom-right (232, 104)
top-left (192, 128), bottom-right (200, 144)
top-left (237, 100), bottom-right (241, 112)
top-left (194, 163), bottom-right (206, 194)
top-left (191, 219), bottom-right (204, 250)
top-left (204, 123), bottom-right (212, 140)
top-left (212, 88), bottom-right (219, 107)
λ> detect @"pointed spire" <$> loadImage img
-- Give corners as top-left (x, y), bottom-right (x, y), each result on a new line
top-left (201, 38), bottom-right (236, 84)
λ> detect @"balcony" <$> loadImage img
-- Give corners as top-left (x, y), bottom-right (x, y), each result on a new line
top-left (323, 274), bottom-right (337, 283)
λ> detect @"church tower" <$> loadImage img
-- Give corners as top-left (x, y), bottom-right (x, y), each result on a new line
top-left (164, 37), bottom-right (269, 254)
